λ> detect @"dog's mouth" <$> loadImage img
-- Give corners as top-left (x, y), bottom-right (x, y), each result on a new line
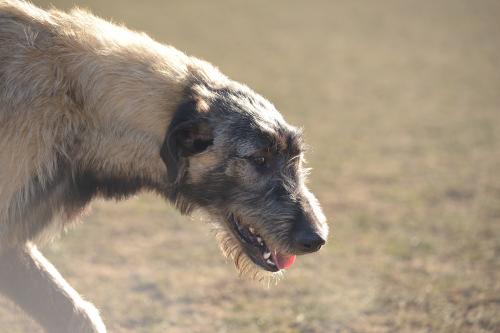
top-left (227, 213), bottom-right (296, 272)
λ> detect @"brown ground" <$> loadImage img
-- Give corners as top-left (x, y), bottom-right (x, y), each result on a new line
top-left (1, 1), bottom-right (499, 332)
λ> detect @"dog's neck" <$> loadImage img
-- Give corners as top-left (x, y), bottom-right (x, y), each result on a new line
top-left (59, 34), bottom-right (190, 141)
top-left (50, 20), bottom-right (201, 189)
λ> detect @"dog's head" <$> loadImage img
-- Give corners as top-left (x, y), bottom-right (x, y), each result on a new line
top-left (160, 67), bottom-right (328, 277)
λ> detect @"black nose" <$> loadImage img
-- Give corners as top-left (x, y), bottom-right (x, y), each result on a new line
top-left (292, 230), bottom-right (326, 254)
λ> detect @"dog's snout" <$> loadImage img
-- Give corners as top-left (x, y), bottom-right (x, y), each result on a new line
top-left (293, 230), bottom-right (326, 253)
top-left (291, 209), bottom-right (327, 254)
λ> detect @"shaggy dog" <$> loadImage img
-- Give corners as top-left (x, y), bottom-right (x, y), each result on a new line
top-left (0, 1), bottom-right (328, 332)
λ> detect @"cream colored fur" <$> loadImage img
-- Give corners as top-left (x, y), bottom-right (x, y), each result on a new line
top-left (0, 1), bottom-right (227, 331)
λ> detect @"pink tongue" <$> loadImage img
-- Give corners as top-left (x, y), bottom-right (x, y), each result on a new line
top-left (272, 250), bottom-right (296, 270)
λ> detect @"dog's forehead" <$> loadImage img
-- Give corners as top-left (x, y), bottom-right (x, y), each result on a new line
top-left (213, 85), bottom-right (302, 156)
top-left (214, 84), bottom-right (284, 122)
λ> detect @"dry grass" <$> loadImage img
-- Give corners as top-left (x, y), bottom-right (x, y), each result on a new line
top-left (1, 0), bottom-right (499, 332)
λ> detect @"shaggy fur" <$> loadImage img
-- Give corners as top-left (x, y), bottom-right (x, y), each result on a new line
top-left (0, 1), bottom-right (328, 332)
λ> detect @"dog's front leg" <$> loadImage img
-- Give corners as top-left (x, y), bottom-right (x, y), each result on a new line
top-left (0, 243), bottom-right (106, 333)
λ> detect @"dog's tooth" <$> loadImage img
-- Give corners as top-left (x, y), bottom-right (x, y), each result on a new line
top-left (249, 227), bottom-right (255, 234)
top-left (257, 237), bottom-right (262, 243)
top-left (263, 252), bottom-right (271, 259)
top-left (266, 259), bottom-right (275, 266)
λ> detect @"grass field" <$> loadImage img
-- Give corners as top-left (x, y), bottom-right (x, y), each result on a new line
top-left (1, 1), bottom-right (499, 332)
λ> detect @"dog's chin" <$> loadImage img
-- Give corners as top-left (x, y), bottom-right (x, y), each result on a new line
top-left (211, 213), bottom-right (296, 281)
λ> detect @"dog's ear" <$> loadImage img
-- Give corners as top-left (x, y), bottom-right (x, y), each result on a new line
top-left (160, 98), bottom-right (213, 202)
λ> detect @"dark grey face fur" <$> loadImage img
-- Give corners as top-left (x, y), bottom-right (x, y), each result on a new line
top-left (161, 81), bottom-right (328, 274)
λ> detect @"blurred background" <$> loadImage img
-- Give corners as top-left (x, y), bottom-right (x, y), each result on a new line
top-left (1, 0), bottom-right (499, 332)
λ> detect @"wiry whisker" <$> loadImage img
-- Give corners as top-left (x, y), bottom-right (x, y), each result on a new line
top-left (286, 154), bottom-right (301, 168)
top-left (209, 220), bottom-right (285, 283)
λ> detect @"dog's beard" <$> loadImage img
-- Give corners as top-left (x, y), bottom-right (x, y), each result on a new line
top-left (210, 222), bottom-right (284, 285)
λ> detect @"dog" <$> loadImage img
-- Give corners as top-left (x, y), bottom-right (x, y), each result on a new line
top-left (0, 1), bottom-right (329, 332)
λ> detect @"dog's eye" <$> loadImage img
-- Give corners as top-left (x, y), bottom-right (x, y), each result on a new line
top-left (242, 153), bottom-right (270, 170)
top-left (252, 156), bottom-right (266, 167)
